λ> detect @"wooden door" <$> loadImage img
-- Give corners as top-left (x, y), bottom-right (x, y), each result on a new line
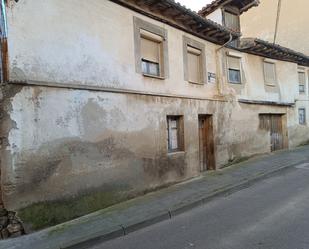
top-left (199, 115), bottom-right (215, 172)
top-left (270, 115), bottom-right (284, 151)
top-left (259, 114), bottom-right (284, 152)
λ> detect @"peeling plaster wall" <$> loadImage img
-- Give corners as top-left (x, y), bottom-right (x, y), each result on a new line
top-left (2, 86), bottom-right (217, 210)
top-left (1, 85), bottom-right (290, 210)
top-left (0, 0), bottom-right (309, 213)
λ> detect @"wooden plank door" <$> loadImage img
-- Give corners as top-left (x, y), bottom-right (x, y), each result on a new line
top-left (259, 114), bottom-right (284, 152)
top-left (270, 115), bottom-right (283, 152)
top-left (199, 115), bottom-right (215, 172)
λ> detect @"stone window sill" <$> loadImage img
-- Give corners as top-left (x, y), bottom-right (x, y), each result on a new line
top-left (143, 73), bottom-right (165, 80)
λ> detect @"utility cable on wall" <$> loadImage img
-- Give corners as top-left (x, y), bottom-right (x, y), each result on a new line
top-left (273, 0), bottom-right (282, 44)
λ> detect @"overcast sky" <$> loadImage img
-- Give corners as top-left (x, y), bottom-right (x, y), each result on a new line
top-left (176, 0), bottom-right (213, 11)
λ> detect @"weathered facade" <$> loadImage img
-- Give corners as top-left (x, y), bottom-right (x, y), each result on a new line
top-left (0, 0), bottom-right (308, 228)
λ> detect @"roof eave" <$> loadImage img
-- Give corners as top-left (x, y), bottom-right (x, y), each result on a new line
top-left (198, 0), bottom-right (260, 17)
top-left (238, 38), bottom-right (309, 67)
top-left (110, 0), bottom-right (240, 45)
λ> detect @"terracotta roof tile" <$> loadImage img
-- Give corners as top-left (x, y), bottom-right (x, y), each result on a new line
top-left (198, 0), bottom-right (260, 16)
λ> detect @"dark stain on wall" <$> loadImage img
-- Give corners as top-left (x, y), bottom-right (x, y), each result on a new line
top-left (142, 153), bottom-right (186, 179)
top-left (14, 136), bottom-right (188, 194)
top-left (13, 137), bottom-right (134, 193)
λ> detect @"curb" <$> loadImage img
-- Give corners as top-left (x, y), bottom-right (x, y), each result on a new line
top-left (61, 161), bottom-right (301, 249)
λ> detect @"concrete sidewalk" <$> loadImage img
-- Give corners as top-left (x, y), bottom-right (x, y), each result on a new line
top-left (1, 145), bottom-right (309, 249)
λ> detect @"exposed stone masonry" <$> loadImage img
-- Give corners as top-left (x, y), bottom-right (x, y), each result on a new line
top-left (0, 206), bottom-right (25, 239)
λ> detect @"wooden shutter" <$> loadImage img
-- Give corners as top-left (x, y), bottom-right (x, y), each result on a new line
top-left (298, 72), bottom-right (306, 93)
top-left (141, 37), bottom-right (160, 63)
top-left (187, 46), bottom-right (201, 83)
top-left (299, 72), bottom-right (306, 85)
top-left (264, 62), bottom-right (276, 83)
top-left (227, 56), bottom-right (240, 70)
top-left (224, 12), bottom-right (240, 31)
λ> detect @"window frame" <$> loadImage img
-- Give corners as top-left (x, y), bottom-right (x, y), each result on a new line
top-left (223, 9), bottom-right (240, 32)
top-left (298, 71), bottom-right (306, 94)
top-left (299, 108), bottom-right (306, 125)
top-left (187, 46), bottom-right (202, 84)
top-left (263, 60), bottom-right (277, 86)
top-left (141, 59), bottom-right (160, 77)
top-left (167, 115), bottom-right (185, 153)
top-left (227, 55), bottom-right (242, 84)
top-left (183, 36), bottom-right (206, 85)
top-left (133, 17), bottom-right (169, 79)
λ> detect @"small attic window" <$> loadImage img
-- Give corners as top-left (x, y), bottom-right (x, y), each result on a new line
top-left (224, 11), bottom-right (240, 32)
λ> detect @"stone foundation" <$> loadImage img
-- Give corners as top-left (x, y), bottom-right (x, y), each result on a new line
top-left (0, 207), bottom-right (25, 239)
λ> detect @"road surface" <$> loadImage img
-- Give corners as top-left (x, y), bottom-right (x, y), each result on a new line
top-left (90, 162), bottom-right (309, 249)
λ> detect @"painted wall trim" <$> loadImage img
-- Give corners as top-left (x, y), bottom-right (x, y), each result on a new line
top-left (8, 80), bottom-right (228, 102)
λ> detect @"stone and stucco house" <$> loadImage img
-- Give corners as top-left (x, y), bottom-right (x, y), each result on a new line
top-left (0, 0), bottom-right (308, 228)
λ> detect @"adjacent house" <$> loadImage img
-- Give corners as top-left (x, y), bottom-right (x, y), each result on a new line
top-left (240, 0), bottom-right (309, 55)
top-left (0, 0), bottom-right (308, 226)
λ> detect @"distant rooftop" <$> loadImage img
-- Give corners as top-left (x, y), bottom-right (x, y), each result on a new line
top-left (198, 0), bottom-right (260, 16)
top-left (239, 38), bottom-right (309, 67)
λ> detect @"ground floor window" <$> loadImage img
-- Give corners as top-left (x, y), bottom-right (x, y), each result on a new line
top-left (299, 108), bottom-right (306, 125)
top-left (167, 116), bottom-right (184, 153)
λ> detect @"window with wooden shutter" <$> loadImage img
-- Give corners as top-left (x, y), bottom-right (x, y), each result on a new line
top-left (299, 108), bottom-right (306, 125)
top-left (227, 56), bottom-right (241, 84)
top-left (167, 116), bottom-right (184, 153)
top-left (224, 11), bottom-right (240, 31)
top-left (140, 29), bottom-right (163, 77)
top-left (264, 62), bottom-right (277, 85)
top-left (298, 72), bottom-right (306, 94)
top-left (187, 46), bottom-right (202, 84)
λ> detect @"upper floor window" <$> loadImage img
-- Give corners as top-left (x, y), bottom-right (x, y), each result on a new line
top-left (299, 108), bottom-right (306, 125)
top-left (263, 61), bottom-right (277, 85)
top-left (140, 30), bottom-right (163, 77)
top-left (183, 36), bottom-right (206, 85)
top-left (187, 46), bottom-right (202, 84)
top-left (227, 55), bottom-right (242, 84)
top-left (224, 11), bottom-right (240, 31)
top-left (133, 17), bottom-right (168, 79)
top-left (298, 71), bottom-right (306, 94)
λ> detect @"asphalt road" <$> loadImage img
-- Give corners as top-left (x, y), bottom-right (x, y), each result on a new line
top-left (91, 163), bottom-right (309, 249)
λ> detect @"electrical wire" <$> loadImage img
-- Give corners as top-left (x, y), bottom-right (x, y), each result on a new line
top-left (273, 0), bottom-right (282, 44)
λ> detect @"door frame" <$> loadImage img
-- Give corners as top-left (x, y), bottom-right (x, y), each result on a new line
top-left (198, 114), bottom-right (216, 172)
top-left (259, 113), bottom-right (288, 152)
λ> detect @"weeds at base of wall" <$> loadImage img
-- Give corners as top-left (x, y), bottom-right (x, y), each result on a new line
top-left (298, 140), bottom-right (309, 146)
top-left (17, 179), bottom-right (185, 232)
top-left (222, 156), bottom-right (253, 169)
top-left (18, 191), bottom-right (126, 231)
